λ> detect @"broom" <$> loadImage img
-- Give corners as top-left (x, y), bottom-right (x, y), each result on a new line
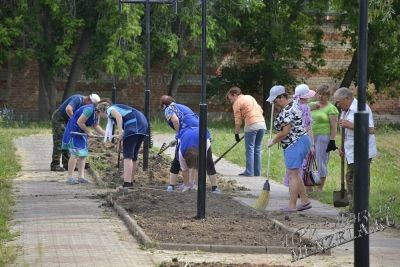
top-left (254, 103), bottom-right (274, 210)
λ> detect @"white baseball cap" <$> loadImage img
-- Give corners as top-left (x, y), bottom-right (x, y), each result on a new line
top-left (294, 84), bottom-right (316, 99)
top-left (89, 93), bottom-right (100, 104)
top-left (267, 85), bottom-right (285, 103)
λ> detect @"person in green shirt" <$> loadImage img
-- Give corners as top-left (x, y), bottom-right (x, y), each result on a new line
top-left (310, 84), bottom-right (339, 191)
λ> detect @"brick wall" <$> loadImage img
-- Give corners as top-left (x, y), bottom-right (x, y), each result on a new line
top-left (0, 61), bottom-right (40, 121)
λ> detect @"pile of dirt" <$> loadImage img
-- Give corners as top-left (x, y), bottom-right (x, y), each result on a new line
top-left (88, 138), bottom-right (248, 192)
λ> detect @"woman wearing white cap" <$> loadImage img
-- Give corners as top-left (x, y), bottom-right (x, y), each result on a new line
top-left (51, 93), bottom-right (100, 172)
top-left (267, 85), bottom-right (312, 212)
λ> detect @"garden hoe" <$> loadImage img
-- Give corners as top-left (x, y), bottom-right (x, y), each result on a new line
top-left (157, 140), bottom-right (176, 156)
top-left (333, 128), bottom-right (349, 207)
top-left (213, 136), bottom-right (244, 165)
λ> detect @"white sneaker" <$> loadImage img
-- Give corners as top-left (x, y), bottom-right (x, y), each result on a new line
top-left (190, 184), bottom-right (198, 191)
top-left (166, 185), bottom-right (175, 192)
top-left (66, 177), bottom-right (79, 185)
top-left (212, 188), bottom-right (221, 194)
top-left (181, 185), bottom-right (190, 193)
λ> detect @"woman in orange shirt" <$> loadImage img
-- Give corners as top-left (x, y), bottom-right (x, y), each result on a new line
top-left (226, 87), bottom-right (267, 177)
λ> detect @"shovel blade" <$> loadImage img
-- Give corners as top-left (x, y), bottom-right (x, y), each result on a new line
top-left (333, 190), bottom-right (349, 207)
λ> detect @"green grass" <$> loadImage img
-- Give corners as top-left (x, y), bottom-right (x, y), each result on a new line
top-left (0, 126), bottom-right (50, 266)
top-left (152, 119), bottom-right (400, 223)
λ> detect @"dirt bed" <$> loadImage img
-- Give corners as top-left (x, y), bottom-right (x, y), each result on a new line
top-left (88, 139), bottom-right (337, 253)
top-left (114, 188), bottom-right (291, 246)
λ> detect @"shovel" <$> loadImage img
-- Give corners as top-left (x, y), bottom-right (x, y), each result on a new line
top-left (333, 128), bottom-right (349, 207)
top-left (214, 135), bottom-right (244, 165)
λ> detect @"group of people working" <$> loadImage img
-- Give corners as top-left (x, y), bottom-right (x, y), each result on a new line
top-left (51, 94), bottom-right (149, 187)
top-left (51, 84), bottom-right (377, 212)
top-left (228, 84), bottom-right (377, 212)
top-left (51, 93), bottom-right (221, 192)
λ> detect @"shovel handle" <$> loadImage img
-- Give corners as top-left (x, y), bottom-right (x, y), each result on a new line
top-left (340, 128), bottom-right (346, 191)
top-left (70, 131), bottom-right (105, 138)
top-left (117, 140), bottom-right (122, 169)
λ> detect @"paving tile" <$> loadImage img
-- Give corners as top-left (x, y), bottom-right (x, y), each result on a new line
top-left (12, 135), bottom-right (154, 267)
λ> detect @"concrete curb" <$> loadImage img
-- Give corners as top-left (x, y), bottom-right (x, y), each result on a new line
top-left (107, 196), bottom-right (154, 247)
top-left (87, 165), bottom-right (106, 187)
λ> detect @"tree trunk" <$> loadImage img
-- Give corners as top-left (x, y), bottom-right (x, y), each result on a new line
top-left (63, 28), bottom-right (92, 100)
top-left (340, 50), bottom-right (357, 88)
top-left (168, 68), bottom-right (181, 97)
top-left (37, 3), bottom-right (56, 120)
top-left (38, 58), bottom-right (55, 120)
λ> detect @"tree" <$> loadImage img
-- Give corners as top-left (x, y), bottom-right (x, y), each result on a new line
top-left (332, 0), bottom-right (400, 96)
top-left (208, 0), bottom-right (329, 121)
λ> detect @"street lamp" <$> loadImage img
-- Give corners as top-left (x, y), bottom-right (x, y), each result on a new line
top-left (354, 0), bottom-right (369, 266)
top-left (118, 0), bottom-right (177, 170)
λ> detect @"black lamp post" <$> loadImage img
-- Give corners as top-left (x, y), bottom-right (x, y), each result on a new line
top-left (354, 0), bottom-right (369, 266)
top-left (119, 0), bottom-right (177, 170)
top-left (196, 0), bottom-right (207, 219)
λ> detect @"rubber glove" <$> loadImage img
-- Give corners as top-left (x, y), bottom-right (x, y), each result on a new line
top-left (326, 140), bottom-right (338, 152)
top-left (235, 134), bottom-right (241, 142)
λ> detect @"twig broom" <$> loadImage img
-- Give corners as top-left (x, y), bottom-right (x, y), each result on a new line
top-left (254, 103), bottom-right (274, 210)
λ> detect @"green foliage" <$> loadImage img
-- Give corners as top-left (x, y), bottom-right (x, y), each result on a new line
top-left (94, 1), bottom-right (144, 79)
top-left (332, 0), bottom-right (400, 93)
top-left (206, 0), bottom-right (329, 98)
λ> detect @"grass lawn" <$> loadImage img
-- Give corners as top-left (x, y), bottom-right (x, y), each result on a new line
top-left (0, 127), bottom-right (49, 266)
top-left (207, 121), bottom-right (400, 223)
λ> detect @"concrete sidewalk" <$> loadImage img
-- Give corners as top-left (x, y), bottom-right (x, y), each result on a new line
top-left (12, 135), bottom-right (154, 266)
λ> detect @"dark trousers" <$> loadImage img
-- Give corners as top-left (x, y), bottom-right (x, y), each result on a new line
top-left (51, 110), bottom-right (69, 168)
top-left (170, 145), bottom-right (217, 176)
top-left (346, 158), bottom-right (372, 212)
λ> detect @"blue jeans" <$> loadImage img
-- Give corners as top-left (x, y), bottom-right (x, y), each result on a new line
top-left (244, 129), bottom-right (266, 176)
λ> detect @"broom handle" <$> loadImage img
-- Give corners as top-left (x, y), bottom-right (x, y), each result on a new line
top-left (340, 127), bottom-right (346, 196)
top-left (266, 103), bottom-right (274, 179)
